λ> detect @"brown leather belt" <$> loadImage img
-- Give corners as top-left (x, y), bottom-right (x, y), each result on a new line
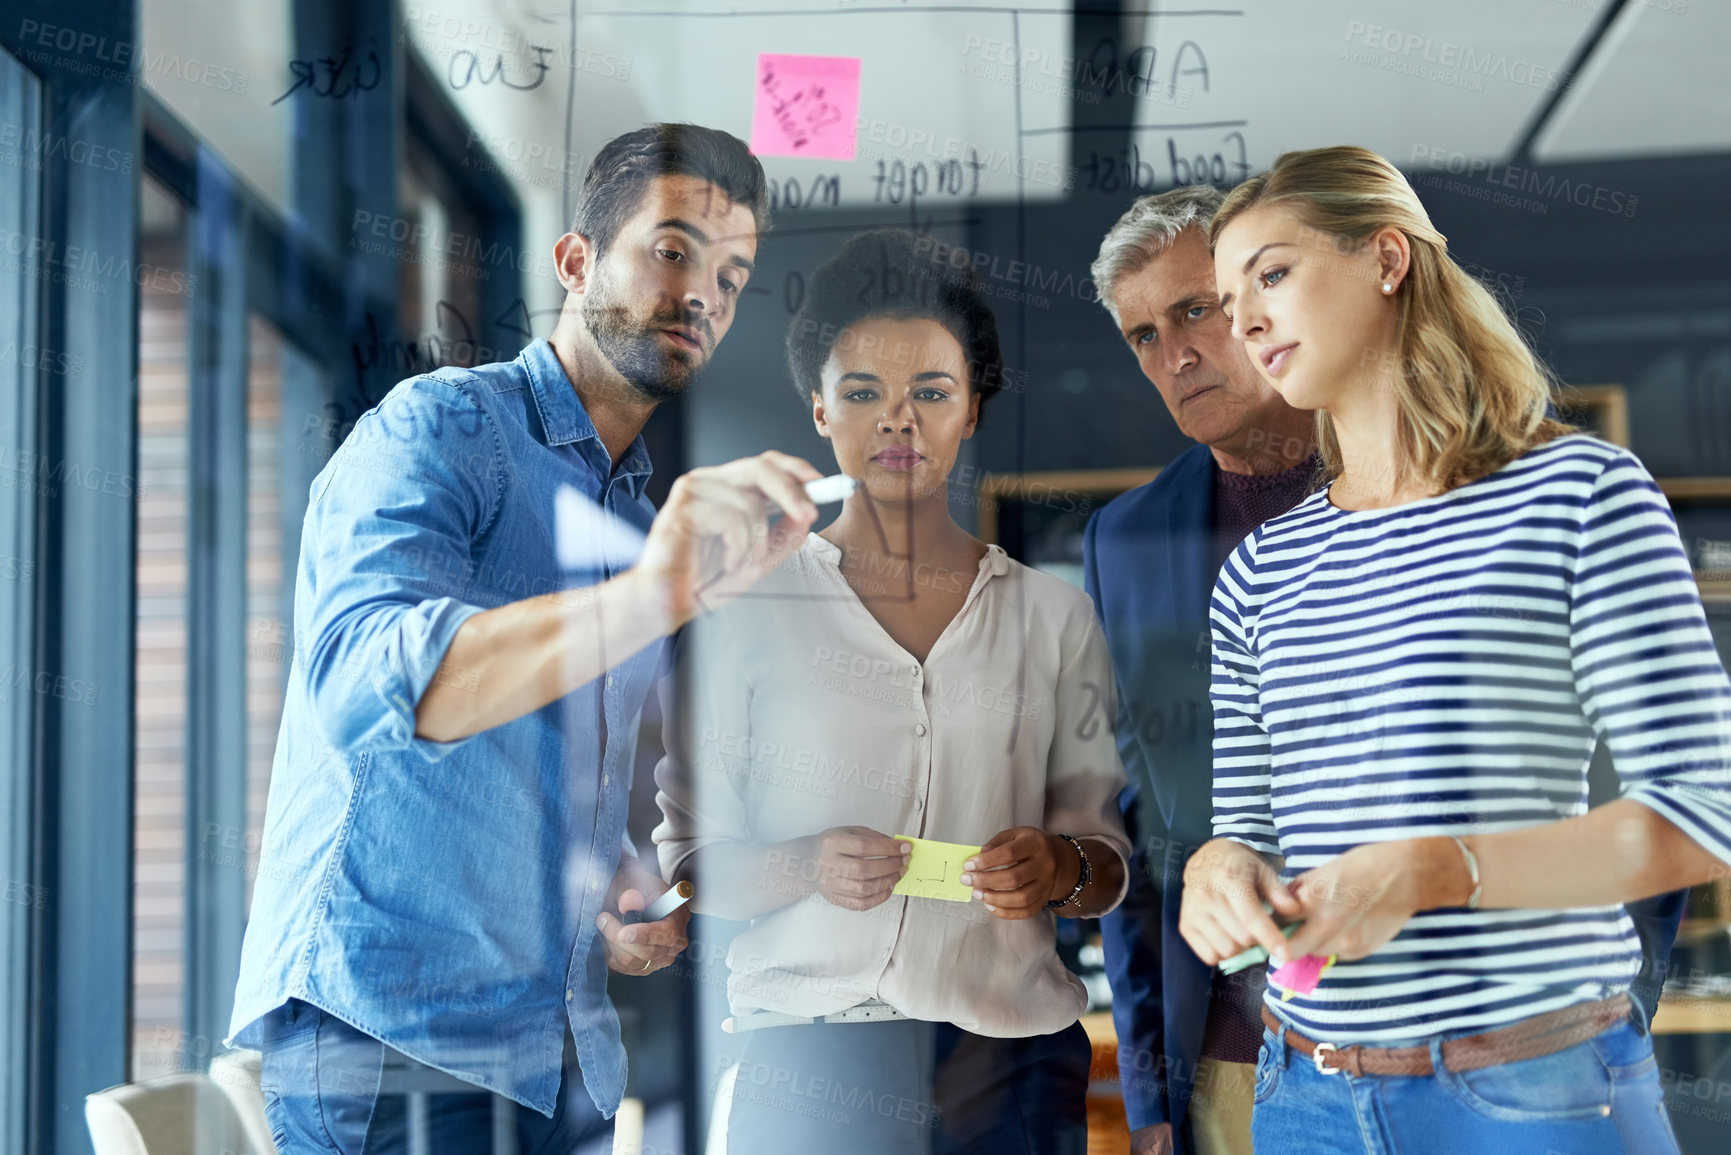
top-left (1261, 993), bottom-right (1632, 1078)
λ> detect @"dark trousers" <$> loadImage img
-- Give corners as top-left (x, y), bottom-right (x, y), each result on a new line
top-left (256, 998), bottom-right (606, 1154)
top-left (725, 1018), bottom-right (1092, 1155)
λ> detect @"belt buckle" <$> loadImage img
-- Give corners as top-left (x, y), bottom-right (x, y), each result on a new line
top-left (1313, 1042), bottom-right (1341, 1075)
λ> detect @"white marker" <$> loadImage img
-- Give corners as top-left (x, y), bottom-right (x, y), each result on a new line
top-left (619, 880), bottom-right (695, 926)
top-left (803, 474), bottom-right (857, 505)
top-left (768, 473), bottom-right (856, 518)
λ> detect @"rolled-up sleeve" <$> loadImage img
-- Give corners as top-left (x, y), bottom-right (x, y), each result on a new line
top-left (1570, 452), bottom-right (1731, 867)
top-left (1046, 603), bottom-right (1132, 912)
top-left (299, 377), bottom-right (502, 760)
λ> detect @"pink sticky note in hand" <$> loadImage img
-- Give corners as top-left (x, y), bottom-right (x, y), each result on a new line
top-left (750, 54), bottom-right (861, 160)
top-left (1269, 953), bottom-right (1334, 999)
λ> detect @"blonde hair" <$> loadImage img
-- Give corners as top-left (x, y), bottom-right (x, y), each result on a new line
top-left (1209, 146), bottom-right (1571, 491)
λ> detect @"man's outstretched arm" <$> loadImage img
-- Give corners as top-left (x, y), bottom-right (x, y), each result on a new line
top-left (415, 451), bottom-right (820, 742)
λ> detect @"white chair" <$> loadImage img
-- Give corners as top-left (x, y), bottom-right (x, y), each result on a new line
top-left (85, 1071), bottom-right (266, 1155)
top-left (91, 1047), bottom-right (529, 1155)
top-left (704, 1062), bottom-right (739, 1155)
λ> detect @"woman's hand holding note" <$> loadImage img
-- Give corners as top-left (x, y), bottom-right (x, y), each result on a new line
top-left (802, 826), bottom-right (912, 911)
top-left (892, 836), bottom-right (981, 902)
top-left (961, 827), bottom-right (1073, 920)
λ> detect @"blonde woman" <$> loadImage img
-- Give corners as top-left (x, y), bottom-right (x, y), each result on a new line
top-left (1179, 145), bottom-right (1731, 1154)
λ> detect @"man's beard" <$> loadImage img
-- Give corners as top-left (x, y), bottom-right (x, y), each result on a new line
top-left (581, 271), bottom-right (711, 403)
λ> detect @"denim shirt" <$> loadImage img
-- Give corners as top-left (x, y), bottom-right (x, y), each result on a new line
top-left (227, 340), bottom-right (660, 1118)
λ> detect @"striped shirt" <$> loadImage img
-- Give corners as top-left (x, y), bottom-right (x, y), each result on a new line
top-left (1210, 434), bottom-right (1731, 1044)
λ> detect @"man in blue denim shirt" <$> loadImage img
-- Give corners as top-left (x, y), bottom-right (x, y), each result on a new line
top-left (227, 124), bottom-right (823, 1153)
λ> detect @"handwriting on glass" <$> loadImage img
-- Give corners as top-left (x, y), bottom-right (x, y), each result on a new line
top-left (273, 43), bottom-right (382, 105)
top-left (449, 46), bottom-right (552, 91)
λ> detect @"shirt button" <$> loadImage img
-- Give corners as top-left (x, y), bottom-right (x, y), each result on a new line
top-left (914, 723), bottom-right (927, 737)
top-left (565, 989), bottom-right (574, 1002)
top-left (914, 797), bottom-right (925, 810)
top-left (602, 774), bottom-right (609, 786)
top-left (606, 674), bottom-right (615, 689)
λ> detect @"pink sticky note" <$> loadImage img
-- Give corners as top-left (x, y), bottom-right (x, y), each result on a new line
top-left (750, 54), bottom-right (861, 160)
top-left (1268, 953), bottom-right (1333, 999)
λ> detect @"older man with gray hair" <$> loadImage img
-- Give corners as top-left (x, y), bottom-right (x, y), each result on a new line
top-left (1081, 185), bottom-right (1316, 1155)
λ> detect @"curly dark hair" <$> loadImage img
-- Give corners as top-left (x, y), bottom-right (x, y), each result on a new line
top-left (575, 124), bottom-right (770, 256)
top-left (786, 229), bottom-right (1005, 415)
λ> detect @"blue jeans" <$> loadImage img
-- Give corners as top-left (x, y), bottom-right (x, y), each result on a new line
top-left (257, 999), bottom-right (606, 1154)
top-left (1250, 1009), bottom-right (1680, 1155)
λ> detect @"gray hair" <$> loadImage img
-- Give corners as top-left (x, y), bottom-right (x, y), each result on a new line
top-left (1089, 185), bottom-right (1226, 325)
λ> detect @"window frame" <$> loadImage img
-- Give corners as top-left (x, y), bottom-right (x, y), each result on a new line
top-left (2, 1), bottom-right (526, 1145)
top-left (0, 39), bottom-right (45, 1155)
top-left (134, 14), bottom-right (523, 1083)
top-left (1, 4), bottom-right (143, 1152)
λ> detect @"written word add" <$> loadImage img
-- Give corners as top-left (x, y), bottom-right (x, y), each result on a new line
top-left (751, 54), bottom-right (861, 160)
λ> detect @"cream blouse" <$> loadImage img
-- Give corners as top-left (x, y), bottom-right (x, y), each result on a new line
top-left (653, 533), bottom-right (1129, 1037)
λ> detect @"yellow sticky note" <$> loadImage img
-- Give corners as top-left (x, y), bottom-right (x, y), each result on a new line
top-left (892, 836), bottom-right (980, 902)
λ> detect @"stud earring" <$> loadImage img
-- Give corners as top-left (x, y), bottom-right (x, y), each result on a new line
top-left (1382, 282), bottom-right (1394, 294)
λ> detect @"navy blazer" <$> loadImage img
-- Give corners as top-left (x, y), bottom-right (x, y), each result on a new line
top-left (1083, 442), bottom-right (1685, 1147)
top-left (1083, 443), bottom-right (1219, 1144)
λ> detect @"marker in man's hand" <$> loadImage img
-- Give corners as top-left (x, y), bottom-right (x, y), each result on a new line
top-left (619, 880), bottom-right (695, 926)
top-left (767, 474), bottom-right (856, 519)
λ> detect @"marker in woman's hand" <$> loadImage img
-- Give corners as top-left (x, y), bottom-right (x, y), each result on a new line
top-left (619, 880), bottom-right (694, 926)
top-left (1219, 921), bottom-right (1301, 974)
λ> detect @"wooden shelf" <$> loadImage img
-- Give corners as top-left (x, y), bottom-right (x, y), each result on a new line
top-left (974, 470), bottom-right (1731, 503)
top-left (1081, 1010), bottom-right (1117, 1049)
top-left (1675, 919), bottom-right (1731, 947)
top-left (974, 468), bottom-right (1162, 545)
top-left (1661, 478), bottom-right (1731, 501)
top-left (976, 468), bottom-right (1161, 502)
top-left (1560, 385), bottom-right (1630, 448)
top-left (1080, 1011), bottom-right (1131, 1154)
top-left (1653, 993), bottom-right (1731, 1035)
